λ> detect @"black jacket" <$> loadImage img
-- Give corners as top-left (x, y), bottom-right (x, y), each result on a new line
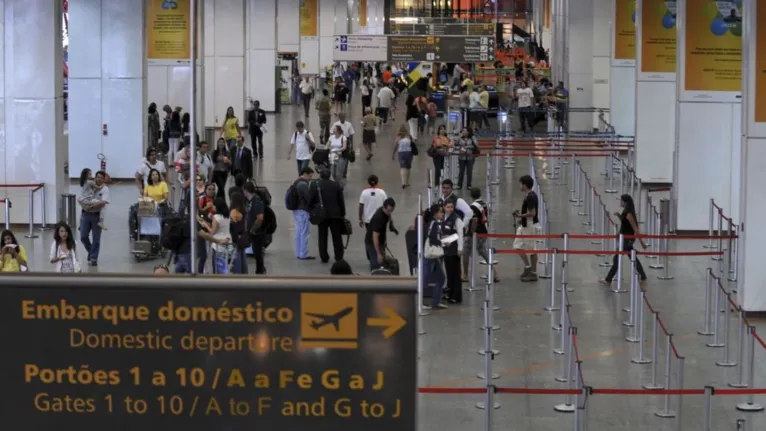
top-left (229, 145), bottom-right (254, 180)
top-left (311, 178), bottom-right (346, 219)
top-left (248, 108), bottom-right (267, 133)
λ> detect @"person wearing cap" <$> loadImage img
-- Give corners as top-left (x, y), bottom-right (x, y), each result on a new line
top-left (292, 167), bottom-right (316, 260)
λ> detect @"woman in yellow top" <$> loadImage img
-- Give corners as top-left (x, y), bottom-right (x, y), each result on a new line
top-left (143, 169), bottom-right (169, 205)
top-left (220, 106), bottom-right (242, 149)
top-left (0, 229), bottom-right (28, 272)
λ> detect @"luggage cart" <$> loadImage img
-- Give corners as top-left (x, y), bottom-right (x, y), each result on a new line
top-left (132, 201), bottom-right (166, 262)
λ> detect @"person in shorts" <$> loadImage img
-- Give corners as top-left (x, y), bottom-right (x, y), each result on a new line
top-left (513, 175), bottom-right (541, 281)
top-left (462, 187), bottom-right (499, 282)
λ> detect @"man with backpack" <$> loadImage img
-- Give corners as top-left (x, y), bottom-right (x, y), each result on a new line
top-left (243, 182), bottom-right (268, 274)
top-left (462, 187), bottom-right (499, 282)
top-left (285, 167), bottom-right (315, 260)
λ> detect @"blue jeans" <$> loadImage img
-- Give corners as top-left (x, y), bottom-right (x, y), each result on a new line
top-left (296, 159), bottom-right (310, 175)
top-left (175, 253), bottom-right (192, 273)
top-left (366, 242), bottom-right (384, 271)
top-left (423, 258), bottom-right (446, 306)
top-left (294, 210), bottom-right (310, 258)
top-left (79, 211), bottom-right (102, 262)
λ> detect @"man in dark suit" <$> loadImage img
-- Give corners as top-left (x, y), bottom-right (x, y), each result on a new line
top-left (230, 136), bottom-right (254, 180)
top-left (311, 167), bottom-right (347, 263)
top-left (247, 100), bottom-right (267, 159)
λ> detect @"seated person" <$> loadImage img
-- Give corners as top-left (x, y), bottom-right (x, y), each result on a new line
top-left (0, 230), bottom-right (27, 272)
top-left (143, 168), bottom-right (169, 205)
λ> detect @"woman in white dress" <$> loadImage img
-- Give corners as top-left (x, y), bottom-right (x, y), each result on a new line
top-left (50, 221), bottom-right (81, 273)
top-left (326, 125), bottom-right (348, 186)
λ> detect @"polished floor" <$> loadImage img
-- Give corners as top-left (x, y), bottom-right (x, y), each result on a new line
top-left (11, 92), bottom-right (766, 430)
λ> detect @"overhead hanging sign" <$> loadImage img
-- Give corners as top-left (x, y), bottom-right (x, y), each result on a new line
top-left (300, 0), bottom-right (318, 38)
top-left (146, 0), bottom-right (195, 65)
top-left (640, 0), bottom-right (677, 78)
top-left (332, 35), bottom-right (496, 63)
top-left (756, 0), bottom-right (766, 122)
top-left (390, 23), bottom-right (495, 36)
top-left (334, 35), bottom-right (389, 62)
top-left (0, 276), bottom-right (416, 431)
top-left (613, 0), bottom-right (637, 64)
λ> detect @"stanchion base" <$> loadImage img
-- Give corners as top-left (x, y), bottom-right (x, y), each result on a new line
top-left (703, 245), bottom-right (718, 249)
top-left (481, 305), bottom-right (501, 311)
top-left (590, 241), bottom-right (602, 245)
top-left (642, 383), bottom-right (664, 390)
top-left (419, 311), bottom-right (431, 317)
top-left (552, 325), bottom-right (562, 332)
top-left (712, 257), bottom-right (723, 262)
top-left (599, 262), bottom-right (612, 267)
top-left (569, 198), bottom-right (578, 202)
top-left (625, 336), bottom-right (639, 343)
top-left (657, 276), bottom-right (675, 280)
top-left (490, 181), bottom-right (501, 185)
top-left (24, 234), bottom-right (39, 239)
top-left (622, 306), bottom-right (630, 312)
top-left (553, 348), bottom-right (564, 355)
top-left (654, 410), bottom-right (676, 418)
top-left (577, 212), bottom-right (587, 216)
top-left (604, 189), bottom-right (618, 193)
top-left (649, 264), bottom-right (664, 269)
top-left (705, 343), bottom-right (725, 348)
top-left (477, 373), bottom-right (500, 380)
top-left (463, 287), bottom-right (483, 292)
top-left (622, 321), bottom-right (634, 327)
top-left (554, 376), bottom-right (567, 383)
top-left (480, 325), bottom-right (501, 331)
top-left (728, 382), bottom-right (748, 388)
top-left (582, 221), bottom-right (591, 226)
top-left (544, 306), bottom-right (561, 312)
top-left (697, 331), bottom-right (715, 336)
top-left (611, 288), bottom-right (629, 293)
top-left (631, 357), bottom-right (651, 364)
top-left (573, 203), bottom-right (583, 208)
top-left (736, 403), bottom-right (765, 412)
top-left (538, 274), bottom-right (552, 279)
top-left (418, 330), bottom-right (427, 335)
top-left (553, 403), bottom-right (575, 413)
top-left (727, 277), bottom-right (738, 282)
top-left (38, 226), bottom-right (52, 231)
top-left (478, 349), bottom-right (500, 356)
top-left (645, 255), bottom-right (658, 260)
top-left (479, 261), bottom-right (499, 266)
top-left (716, 361), bottom-right (737, 367)
top-left (476, 402), bottom-right (501, 410)
top-left (556, 287), bottom-right (575, 293)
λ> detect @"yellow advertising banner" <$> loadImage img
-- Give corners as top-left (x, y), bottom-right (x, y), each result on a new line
top-left (360, 0), bottom-right (368, 27)
top-left (641, 0), bottom-right (677, 73)
top-left (615, 0), bottom-right (637, 60)
top-left (684, 0), bottom-right (742, 92)
top-left (146, 0), bottom-right (193, 60)
top-left (300, 0), bottom-right (319, 37)
top-left (756, 2), bottom-right (766, 122)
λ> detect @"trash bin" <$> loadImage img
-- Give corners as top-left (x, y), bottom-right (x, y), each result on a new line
top-left (60, 194), bottom-right (77, 228)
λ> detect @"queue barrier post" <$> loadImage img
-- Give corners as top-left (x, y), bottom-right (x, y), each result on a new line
top-left (600, 223), bottom-right (615, 267)
top-left (39, 185), bottom-right (49, 230)
top-left (706, 281), bottom-right (725, 348)
top-left (605, 154), bottom-right (618, 193)
top-left (554, 326), bottom-right (577, 413)
top-left (569, 154), bottom-right (577, 195)
top-left (619, 160), bottom-right (626, 196)
top-left (675, 357), bottom-right (686, 431)
top-left (476, 248), bottom-right (501, 411)
top-left (736, 326), bottom-right (765, 412)
top-left (574, 164), bottom-right (584, 208)
top-left (24, 188), bottom-right (38, 239)
top-left (716, 293), bottom-right (736, 367)
top-left (648, 206), bottom-right (662, 264)
top-left (479, 247), bottom-right (500, 350)
top-left (426, 169), bottom-right (433, 207)
top-left (704, 198), bottom-right (717, 249)
top-left (2, 199), bottom-right (10, 230)
top-left (657, 199), bottom-right (675, 280)
top-left (586, 188), bottom-right (596, 232)
top-left (655, 334), bottom-right (677, 418)
top-left (416, 195), bottom-right (430, 332)
top-left (631, 287), bottom-right (650, 362)
top-left (467, 232), bottom-right (481, 292)
top-left (643, 311), bottom-right (665, 389)
top-left (612, 234), bottom-right (627, 293)
top-left (712, 210), bottom-right (724, 262)
top-left (539, 218), bottom-right (553, 279)
top-left (623, 250), bottom-right (638, 327)
top-left (729, 309), bottom-right (748, 388)
top-left (574, 362), bottom-right (585, 430)
top-left (558, 233), bottom-right (574, 293)
top-left (645, 196), bottom-right (654, 251)
top-left (703, 386), bottom-right (713, 431)
top-left (544, 249), bottom-right (559, 312)
top-left (728, 223), bottom-right (738, 282)
top-left (577, 174), bottom-right (588, 216)
top-left (590, 196), bottom-right (602, 243)
top-left (698, 269), bottom-right (715, 336)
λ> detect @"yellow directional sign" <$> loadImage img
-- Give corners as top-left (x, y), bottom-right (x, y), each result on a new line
top-left (366, 307), bottom-right (407, 339)
top-left (300, 293), bottom-right (359, 349)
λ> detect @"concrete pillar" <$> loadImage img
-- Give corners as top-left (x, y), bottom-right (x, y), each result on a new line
top-left (737, 0), bottom-right (763, 311)
top-left (204, 0), bottom-right (247, 124)
top-left (566, 0), bottom-right (593, 131)
top-left (0, 0), bottom-right (66, 226)
top-left (246, 0), bottom-right (276, 112)
top-left (591, 0), bottom-right (610, 130)
top-left (69, 0), bottom-right (146, 181)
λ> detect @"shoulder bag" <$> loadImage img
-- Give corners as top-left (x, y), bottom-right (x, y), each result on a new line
top-left (309, 183), bottom-right (327, 225)
top-left (423, 221), bottom-right (444, 259)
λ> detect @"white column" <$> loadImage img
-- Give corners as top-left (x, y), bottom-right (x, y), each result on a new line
top-left (204, 0), bottom-right (246, 123)
top-left (591, 0), bottom-right (610, 130)
top-left (69, 0), bottom-right (146, 181)
top-left (737, 0), bottom-right (764, 311)
top-left (365, 0), bottom-right (385, 35)
top-left (319, 0), bottom-right (343, 76)
top-left (634, 0), bottom-right (676, 183)
top-left (277, 0), bottom-right (299, 53)
top-left (246, 0), bottom-right (275, 112)
top-left (299, 0), bottom-right (319, 75)
top-left (0, 0), bottom-right (65, 225)
top-left (675, 0), bottom-right (741, 230)
top-left (566, 0), bottom-right (593, 131)
top-left (609, 0), bottom-right (636, 136)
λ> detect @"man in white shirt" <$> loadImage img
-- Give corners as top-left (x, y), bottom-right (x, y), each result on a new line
top-left (299, 77), bottom-right (314, 117)
top-left (358, 174), bottom-right (388, 228)
top-left (287, 121), bottom-right (315, 175)
top-left (452, 64), bottom-right (466, 90)
top-left (468, 89), bottom-right (482, 129)
top-left (376, 84), bottom-right (395, 124)
top-left (331, 112), bottom-right (356, 181)
top-left (515, 80), bottom-right (535, 132)
top-left (79, 170), bottom-right (110, 266)
top-left (197, 141), bottom-right (213, 182)
top-left (135, 147), bottom-right (167, 196)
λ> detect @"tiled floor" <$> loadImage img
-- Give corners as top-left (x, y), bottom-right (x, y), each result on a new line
top-left (8, 93), bottom-right (766, 430)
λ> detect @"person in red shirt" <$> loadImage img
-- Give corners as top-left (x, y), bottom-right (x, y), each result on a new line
top-left (198, 183), bottom-right (217, 218)
top-left (382, 66), bottom-right (392, 85)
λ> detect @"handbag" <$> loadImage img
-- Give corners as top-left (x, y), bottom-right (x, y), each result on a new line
top-left (410, 139), bottom-right (419, 156)
top-left (309, 183), bottom-right (327, 225)
top-left (423, 221), bottom-right (444, 259)
top-left (341, 218), bottom-right (353, 249)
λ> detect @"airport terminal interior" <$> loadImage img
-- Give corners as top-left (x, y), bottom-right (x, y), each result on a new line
top-left (0, 0), bottom-right (764, 430)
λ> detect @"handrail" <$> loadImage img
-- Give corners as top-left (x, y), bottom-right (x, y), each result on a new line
top-left (0, 183), bottom-right (44, 189)
top-left (0, 183), bottom-right (49, 237)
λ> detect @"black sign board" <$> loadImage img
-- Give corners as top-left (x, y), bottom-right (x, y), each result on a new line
top-left (388, 36), bottom-right (496, 63)
top-left (0, 275), bottom-right (416, 431)
top-left (391, 23), bottom-right (495, 36)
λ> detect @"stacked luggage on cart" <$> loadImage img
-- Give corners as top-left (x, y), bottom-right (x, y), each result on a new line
top-left (130, 198), bottom-right (177, 262)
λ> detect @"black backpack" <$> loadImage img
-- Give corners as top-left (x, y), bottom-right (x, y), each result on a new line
top-left (262, 205), bottom-right (278, 235)
top-left (285, 181), bottom-right (301, 210)
top-left (162, 216), bottom-right (186, 251)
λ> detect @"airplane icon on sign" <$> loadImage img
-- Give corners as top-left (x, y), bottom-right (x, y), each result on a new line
top-left (306, 307), bottom-right (354, 331)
